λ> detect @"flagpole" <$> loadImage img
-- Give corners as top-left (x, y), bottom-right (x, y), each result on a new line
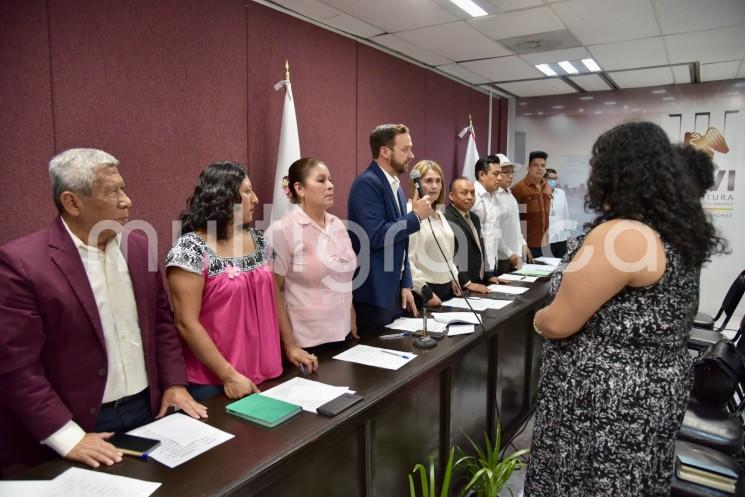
top-left (487, 89), bottom-right (493, 154)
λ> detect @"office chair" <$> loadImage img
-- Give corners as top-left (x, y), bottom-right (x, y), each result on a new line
top-left (693, 270), bottom-right (745, 331)
top-left (690, 316), bottom-right (745, 354)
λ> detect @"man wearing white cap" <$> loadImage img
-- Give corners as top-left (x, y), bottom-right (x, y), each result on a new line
top-left (494, 154), bottom-right (532, 275)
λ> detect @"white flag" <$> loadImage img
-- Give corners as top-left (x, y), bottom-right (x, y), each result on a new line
top-left (270, 79), bottom-right (301, 223)
top-left (459, 125), bottom-right (480, 182)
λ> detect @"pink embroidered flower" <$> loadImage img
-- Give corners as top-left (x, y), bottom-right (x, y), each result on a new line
top-left (282, 176), bottom-right (292, 199)
top-left (225, 264), bottom-right (240, 279)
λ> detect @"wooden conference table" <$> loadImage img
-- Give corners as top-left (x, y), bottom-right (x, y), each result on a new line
top-left (21, 281), bottom-right (550, 497)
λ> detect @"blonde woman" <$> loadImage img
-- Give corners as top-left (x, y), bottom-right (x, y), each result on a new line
top-left (407, 160), bottom-right (462, 307)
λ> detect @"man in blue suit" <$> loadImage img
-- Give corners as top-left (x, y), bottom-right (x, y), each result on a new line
top-left (348, 124), bottom-right (434, 335)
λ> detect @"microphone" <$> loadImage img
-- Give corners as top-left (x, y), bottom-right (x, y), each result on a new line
top-left (410, 169), bottom-right (425, 199)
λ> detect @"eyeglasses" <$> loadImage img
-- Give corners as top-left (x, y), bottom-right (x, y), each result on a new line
top-left (501, 171), bottom-right (514, 176)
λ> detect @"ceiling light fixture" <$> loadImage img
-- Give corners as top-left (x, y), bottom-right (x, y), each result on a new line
top-left (651, 89), bottom-right (667, 94)
top-left (581, 58), bottom-right (601, 72)
top-left (535, 64), bottom-right (557, 76)
top-left (558, 61), bottom-right (578, 74)
top-left (578, 95), bottom-right (594, 100)
top-left (448, 0), bottom-right (488, 17)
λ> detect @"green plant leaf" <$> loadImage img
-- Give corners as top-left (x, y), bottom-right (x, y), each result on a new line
top-left (429, 455), bottom-right (435, 497)
top-left (409, 474), bottom-right (416, 497)
top-left (440, 446), bottom-right (456, 497)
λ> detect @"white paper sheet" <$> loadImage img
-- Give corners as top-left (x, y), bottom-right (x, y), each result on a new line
top-left (333, 344), bottom-right (416, 370)
top-left (385, 317), bottom-right (446, 333)
top-left (535, 256), bottom-right (561, 266)
top-left (448, 324), bottom-right (475, 336)
top-left (441, 298), bottom-right (512, 311)
top-left (431, 312), bottom-right (481, 325)
top-left (128, 413), bottom-right (234, 468)
top-left (498, 273), bottom-right (539, 283)
top-left (0, 481), bottom-right (52, 497)
top-left (261, 377), bottom-right (354, 414)
top-left (487, 284), bottom-right (529, 295)
top-left (49, 468), bottom-right (160, 497)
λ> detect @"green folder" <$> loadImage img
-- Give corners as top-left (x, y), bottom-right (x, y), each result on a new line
top-left (226, 394), bottom-right (302, 428)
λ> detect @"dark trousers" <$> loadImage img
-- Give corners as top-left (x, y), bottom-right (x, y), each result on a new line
top-left (95, 388), bottom-right (152, 433)
top-left (550, 240), bottom-right (568, 258)
top-left (413, 282), bottom-right (455, 309)
top-left (497, 259), bottom-right (517, 276)
top-left (529, 247), bottom-right (543, 259)
top-left (354, 296), bottom-right (404, 336)
top-left (188, 384), bottom-right (224, 402)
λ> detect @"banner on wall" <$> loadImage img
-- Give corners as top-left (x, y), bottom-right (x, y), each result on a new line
top-left (459, 122), bottom-right (479, 181)
top-left (270, 77), bottom-right (301, 223)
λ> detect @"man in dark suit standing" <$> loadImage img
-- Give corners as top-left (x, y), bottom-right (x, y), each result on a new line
top-left (0, 148), bottom-right (207, 476)
top-left (348, 124), bottom-right (434, 335)
top-left (444, 177), bottom-right (499, 294)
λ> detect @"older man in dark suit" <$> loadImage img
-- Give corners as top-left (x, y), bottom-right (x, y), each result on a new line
top-left (444, 177), bottom-right (500, 294)
top-left (0, 148), bottom-right (206, 476)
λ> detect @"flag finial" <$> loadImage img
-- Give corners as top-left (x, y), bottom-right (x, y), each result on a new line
top-left (468, 114), bottom-right (473, 129)
top-left (285, 60), bottom-right (290, 81)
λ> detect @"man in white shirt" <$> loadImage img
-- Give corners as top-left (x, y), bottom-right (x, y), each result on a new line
top-left (0, 148), bottom-right (207, 475)
top-left (545, 168), bottom-right (571, 258)
top-left (471, 155), bottom-right (503, 274)
top-left (493, 155), bottom-right (532, 275)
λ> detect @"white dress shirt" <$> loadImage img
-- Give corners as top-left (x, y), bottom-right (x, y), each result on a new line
top-left (378, 163), bottom-right (402, 215)
top-left (548, 187), bottom-right (571, 243)
top-left (378, 163), bottom-right (412, 275)
top-left (43, 220), bottom-right (148, 457)
top-left (407, 203), bottom-right (459, 295)
top-left (472, 181), bottom-right (500, 271)
top-left (494, 187), bottom-right (527, 259)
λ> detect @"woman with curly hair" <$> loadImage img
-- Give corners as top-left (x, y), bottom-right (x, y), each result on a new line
top-left (525, 122), bottom-right (726, 497)
top-left (165, 162), bottom-right (281, 401)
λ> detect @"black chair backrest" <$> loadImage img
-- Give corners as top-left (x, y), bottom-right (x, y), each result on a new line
top-left (715, 270), bottom-right (745, 331)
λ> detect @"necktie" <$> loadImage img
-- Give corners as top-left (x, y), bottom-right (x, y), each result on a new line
top-left (464, 213), bottom-right (484, 279)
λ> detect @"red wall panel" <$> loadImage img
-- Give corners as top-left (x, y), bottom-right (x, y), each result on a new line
top-left (0, 0), bottom-right (56, 242)
top-left (48, 0), bottom-right (247, 258)
top-left (246, 2), bottom-right (357, 222)
top-left (0, 0), bottom-right (500, 249)
top-left (356, 44), bottom-right (427, 197)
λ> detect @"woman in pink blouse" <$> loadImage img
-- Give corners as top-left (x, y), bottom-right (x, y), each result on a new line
top-left (166, 162), bottom-right (282, 401)
top-left (268, 158), bottom-right (357, 373)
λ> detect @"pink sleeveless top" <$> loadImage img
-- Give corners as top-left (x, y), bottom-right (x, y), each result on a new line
top-left (165, 230), bottom-right (282, 385)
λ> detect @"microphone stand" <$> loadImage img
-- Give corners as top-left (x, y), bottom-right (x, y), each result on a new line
top-left (413, 303), bottom-right (437, 349)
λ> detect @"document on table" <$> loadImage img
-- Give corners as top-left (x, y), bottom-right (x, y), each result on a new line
top-left (0, 481), bottom-right (52, 497)
top-left (487, 284), bottom-right (529, 295)
top-left (128, 413), bottom-right (234, 468)
top-left (448, 324), bottom-right (475, 336)
top-left (261, 377), bottom-right (355, 414)
top-left (431, 312), bottom-right (481, 325)
top-left (385, 317), bottom-right (447, 333)
top-left (498, 273), bottom-right (539, 283)
top-left (334, 344), bottom-right (416, 370)
top-left (441, 298), bottom-right (512, 311)
top-left (535, 256), bottom-right (561, 266)
top-left (49, 467), bottom-right (160, 497)
top-left (520, 263), bottom-right (555, 274)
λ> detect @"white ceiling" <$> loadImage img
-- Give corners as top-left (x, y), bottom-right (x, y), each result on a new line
top-left (265, 0), bottom-right (745, 97)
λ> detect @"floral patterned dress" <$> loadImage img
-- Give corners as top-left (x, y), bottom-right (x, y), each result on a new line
top-left (524, 233), bottom-right (697, 497)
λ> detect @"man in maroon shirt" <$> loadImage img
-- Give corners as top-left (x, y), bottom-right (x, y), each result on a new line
top-left (511, 151), bottom-right (553, 259)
